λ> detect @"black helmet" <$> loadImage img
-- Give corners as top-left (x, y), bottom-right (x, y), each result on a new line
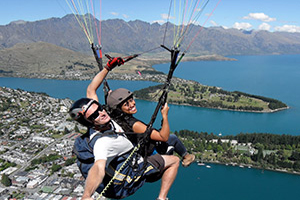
top-left (69, 98), bottom-right (101, 128)
top-left (107, 88), bottom-right (133, 109)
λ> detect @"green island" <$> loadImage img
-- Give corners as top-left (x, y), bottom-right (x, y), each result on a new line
top-left (175, 130), bottom-right (300, 174)
top-left (134, 80), bottom-right (288, 113)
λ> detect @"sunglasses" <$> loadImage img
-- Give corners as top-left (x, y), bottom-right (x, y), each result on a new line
top-left (86, 104), bottom-right (104, 122)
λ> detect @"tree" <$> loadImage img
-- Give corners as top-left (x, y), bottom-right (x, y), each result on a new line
top-left (266, 152), bottom-right (277, 165)
top-left (252, 145), bottom-right (264, 162)
top-left (207, 144), bottom-right (213, 151)
top-left (63, 127), bottom-right (69, 135)
top-left (217, 138), bottom-right (222, 145)
top-left (289, 151), bottom-right (300, 161)
top-left (226, 149), bottom-right (234, 158)
top-left (74, 125), bottom-right (80, 133)
top-left (257, 147), bottom-right (264, 162)
top-left (293, 161), bottom-right (300, 171)
top-left (65, 157), bottom-right (76, 166)
top-left (51, 164), bottom-right (62, 174)
top-left (1, 174), bottom-right (12, 186)
top-left (216, 145), bottom-right (224, 153)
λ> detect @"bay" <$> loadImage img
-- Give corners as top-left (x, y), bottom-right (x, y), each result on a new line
top-left (126, 163), bottom-right (300, 200)
top-left (0, 77), bottom-right (158, 102)
top-left (153, 54), bottom-right (300, 135)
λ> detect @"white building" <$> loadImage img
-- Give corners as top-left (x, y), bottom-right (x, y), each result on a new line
top-left (32, 136), bottom-right (54, 144)
top-left (211, 139), bottom-right (238, 146)
top-left (0, 167), bottom-right (18, 175)
top-left (27, 179), bottom-right (39, 189)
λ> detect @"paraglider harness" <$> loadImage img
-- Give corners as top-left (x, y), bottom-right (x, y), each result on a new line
top-left (73, 44), bottom-right (184, 199)
top-left (73, 127), bottom-right (158, 199)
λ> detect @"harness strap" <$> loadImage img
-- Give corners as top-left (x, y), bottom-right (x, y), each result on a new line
top-left (97, 144), bottom-right (141, 200)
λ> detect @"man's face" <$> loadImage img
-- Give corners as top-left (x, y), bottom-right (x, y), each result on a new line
top-left (85, 103), bottom-right (111, 125)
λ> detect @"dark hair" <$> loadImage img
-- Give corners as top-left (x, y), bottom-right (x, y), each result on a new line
top-left (107, 108), bottom-right (133, 132)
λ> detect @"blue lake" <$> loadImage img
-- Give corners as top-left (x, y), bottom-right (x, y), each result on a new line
top-left (127, 163), bottom-right (300, 200)
top-left (153, 54), bottom-right (300, 135)
top-left (1, 55), bottom-right (300, 135)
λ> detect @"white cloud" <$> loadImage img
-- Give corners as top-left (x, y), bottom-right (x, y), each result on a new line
top-left (258, 23), bottom-right (271, 31)
top-left (161, 13), bottom-right (169, 20)
top-left (153, 13), bottom-right (175, 24)
top-left (274, 25), bottom-right (300, 33)
top-left (161, 13), bottom-right (175, 20)
top-left (122, 14), bottom-right (129, 19)
top-left (243, 13), bottom-right (276, 22)
top-left (233, 22), bottom-right (252, 30)
top-left (210, 20), bottom-right (218, 26)
top-left (152, 20), bottom-right (165, 24)
top-left (110, 12), bottom-right (119, 16)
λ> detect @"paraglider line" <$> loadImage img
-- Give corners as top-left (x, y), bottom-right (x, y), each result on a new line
top-left (185, 0), bottom-right (222, 52)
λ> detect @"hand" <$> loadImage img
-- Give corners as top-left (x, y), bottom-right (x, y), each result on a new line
top-left (161, 103), bottom-right (169, 118)
top-left (105, 57), bottom-right (124, 71)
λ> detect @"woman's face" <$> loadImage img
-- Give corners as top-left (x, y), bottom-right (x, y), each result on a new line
top-left (121, 98), bottom-right (137, 114)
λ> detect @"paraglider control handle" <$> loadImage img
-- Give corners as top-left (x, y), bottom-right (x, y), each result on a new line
top-left (161, 45), bottom-right (171, 52)
top-left (105, 54), bottom-right (112, 60)
top-left (105, 54), bottom-right (139, 64)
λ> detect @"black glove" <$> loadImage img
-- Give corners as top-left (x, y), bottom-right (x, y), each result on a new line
top-left (105, 57), bottom-right (124, 71)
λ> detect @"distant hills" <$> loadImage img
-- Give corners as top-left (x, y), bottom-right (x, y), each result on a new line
top-left (1, 14), bottom-right (300, 56)
top-left (1, 14), bottom-right (300, 79)
top-left (0, 42), bottom-right (98, 78)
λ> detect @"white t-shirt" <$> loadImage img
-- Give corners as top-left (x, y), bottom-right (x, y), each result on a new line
top-left (91, 120), bottom-right (134, 166)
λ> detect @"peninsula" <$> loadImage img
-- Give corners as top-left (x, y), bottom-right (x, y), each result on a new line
top-left (0, 42), bottom-right (288, 112)
top-left (134, 78), bottom-right (288, 113)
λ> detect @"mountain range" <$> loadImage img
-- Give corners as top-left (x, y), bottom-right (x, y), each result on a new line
top-left (1, 14), bottom-right (300, 56)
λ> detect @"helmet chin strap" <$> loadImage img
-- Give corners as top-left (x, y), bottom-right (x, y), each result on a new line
top-left (93, 120), bottom-right (112, 131)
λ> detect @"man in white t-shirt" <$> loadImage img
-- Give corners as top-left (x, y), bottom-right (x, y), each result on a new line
top-left (69, 57), bottom-right (179, 200)
top-left (91, 118), bottom-right (133, 167)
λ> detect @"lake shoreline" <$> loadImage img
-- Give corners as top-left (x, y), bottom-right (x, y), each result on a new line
top-left (0, 74), bottom-right (289, 114)
top-left (135, 97), bottom-right (290, 113)
top-left (202, 160), bottom-right (300, 176)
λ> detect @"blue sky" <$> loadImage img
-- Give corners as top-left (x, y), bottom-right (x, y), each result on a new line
top-left (0, 0), bottom-right (300, 32)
